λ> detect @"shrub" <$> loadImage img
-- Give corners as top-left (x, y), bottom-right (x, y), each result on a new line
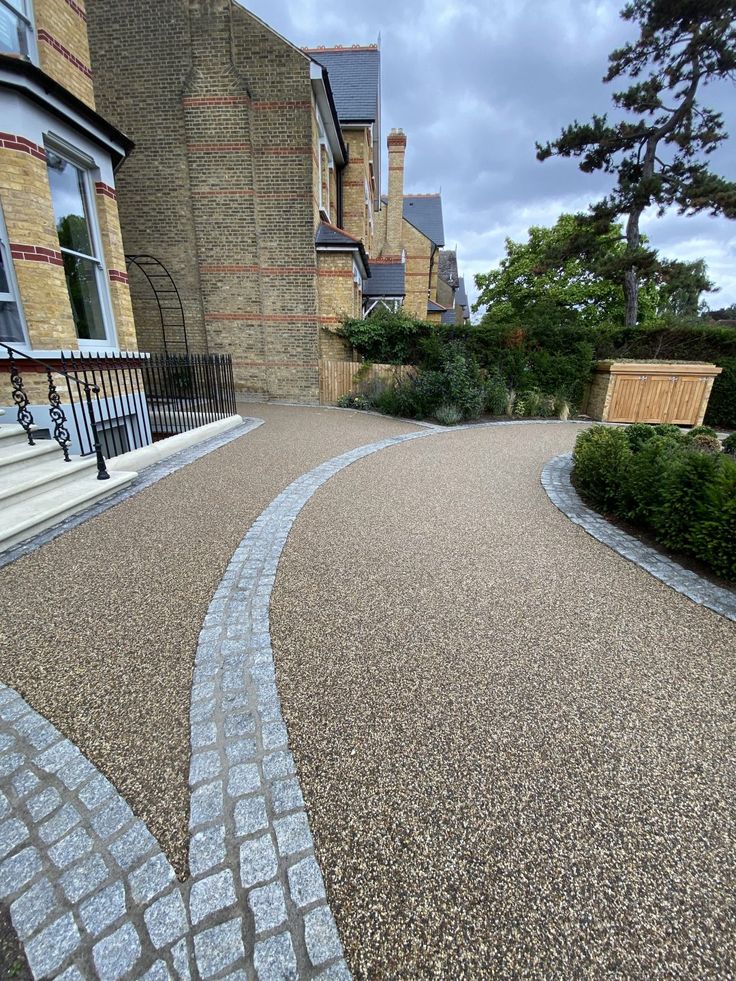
top-left (689, 433), bottom-right (722, 455)
top-left (624, 435), bottom-right (682, 525)
top-left (625, 423), bottom-right (658, 452)
top-left (440, 346), bottom-right (486, 420)
top-left (686, 425), bottom-right (718, 440)
top-left (338, 309), bottom-right (432, 364)
top-left (653, 423), bottom-right (687, 441)
top-left (572, 426), bottom-right (736, 580)
top-left (572, 426), bottom-right (632, 512)
top-left (433, 403), bottom-right (463, 426)
top-left (484, 371), bottom-right (509, 416)
top-left (723, 432), bottom-right (736, 456)
top-left (336, 394), bottom-right (371, 410)
top-left (654, 450), bottom-right (722, 554)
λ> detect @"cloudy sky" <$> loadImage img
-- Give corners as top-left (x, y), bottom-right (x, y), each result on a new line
top-left (245, 0), bottom-right (736, 313)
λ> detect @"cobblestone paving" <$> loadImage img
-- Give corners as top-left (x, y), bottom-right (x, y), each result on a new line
top-left (0, 428), bottom-right (432, 979)
top-left (542, 453), bottom-right (736, 622)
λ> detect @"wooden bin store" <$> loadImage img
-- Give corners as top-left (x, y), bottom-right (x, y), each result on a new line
top-left (585, 361), bottom-right (722, 426)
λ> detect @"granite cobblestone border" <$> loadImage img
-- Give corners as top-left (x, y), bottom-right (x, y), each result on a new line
top-left (542, 452), bottom-right (736, 623)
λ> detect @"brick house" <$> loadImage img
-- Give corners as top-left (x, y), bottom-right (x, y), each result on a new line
top-left (0, 0), bottom-right (137, 368)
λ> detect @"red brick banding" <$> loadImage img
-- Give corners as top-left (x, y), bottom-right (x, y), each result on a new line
top-left (317, 270), bottom-right (353, 279)
top-left (182, 96), bottom-right (251, 108)
top-left (63, 0), bottom-right (87, 21)
top-left (0, 133), bottom-right (46, 161)
top-left (95, 181), bottom-right (117, 200)
top-left (37, 30), bottom-right (93, 79)
top-left (108, 268), bottom-right (129, 284)
top-left (10, 244), bottom-right (63, 266)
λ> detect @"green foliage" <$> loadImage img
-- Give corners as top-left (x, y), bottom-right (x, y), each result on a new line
top-left (338, 308), bottom-right (432, 364)
top-left (705, 356), bottom-right (736, 428)
top-left (686, 425), bottom-right (718, 440)
top-left (652, 424), bottom-right (687, 442)
top-left (433, 404), bottom-right (463, 426)
top-left (625, 422), bottom-right (658, 452)
top-left (573, 422), bottom-right (736, 580)
top-left (484, 370), bottom-right (509, 416)
top-left (572, 426), bottom-right (633, 512)
top-left (655, 450), bottom-right (722, 553)
top-left (336, 394), bottom-right (371, 411)
top-left (624, 434), bottom-right (682, 525)
top-left (723, 432), bottom-right (736, 457)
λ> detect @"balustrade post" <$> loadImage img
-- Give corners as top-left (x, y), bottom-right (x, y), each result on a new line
top-left (46, 368), bottom-right (71, 462)
top-left (84, 385), bottom-right (110, 480)
top-left (8, 353), bottom-right (35, 446)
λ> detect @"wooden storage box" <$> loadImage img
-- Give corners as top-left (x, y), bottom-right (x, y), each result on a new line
top-left (585, 361), bottom-right (722, 426)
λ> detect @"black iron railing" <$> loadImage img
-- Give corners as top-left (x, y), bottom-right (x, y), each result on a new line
top-left (1, 345), bottom-right (236, 477)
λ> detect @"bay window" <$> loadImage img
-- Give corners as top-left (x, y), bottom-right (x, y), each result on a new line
top-left (0, 203), bottom-right (26, 344)
top-left (46, 145), bottom-right (113, 345)
top-left (0, 0), bottom-right (35, 59)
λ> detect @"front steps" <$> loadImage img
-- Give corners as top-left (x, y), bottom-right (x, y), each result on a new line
top-left (0, 424), bottom-right (137, 552)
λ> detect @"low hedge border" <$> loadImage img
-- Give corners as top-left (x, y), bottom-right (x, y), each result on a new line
top-left (542, 453), bottom-right (736, 622)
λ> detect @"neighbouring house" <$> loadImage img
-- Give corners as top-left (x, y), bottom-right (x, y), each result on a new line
top-left (0, 0), bottom-right (139, 438)
top-left (87, 0), bottom-right (371, 402)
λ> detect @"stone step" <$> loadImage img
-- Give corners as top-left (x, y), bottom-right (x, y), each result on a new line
top-left (0, 423), bottom-right (40, 449)
top-left (0, 454), bottom-right (98, 509)
top-left (0, 469), bottom-right (137, 553)
top-left (0, 439), bottom-right (60, 470)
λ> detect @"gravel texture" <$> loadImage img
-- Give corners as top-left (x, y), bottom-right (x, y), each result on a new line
top-left (270, 422), bottom-right (736, 979)
top-left (0, 405), bottom-right (417, 880)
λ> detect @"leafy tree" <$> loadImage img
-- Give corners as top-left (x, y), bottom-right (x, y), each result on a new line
top-left (537, 0), bottom-right (736, 326)
top-left (473, 212), bottom-right (659, 328)
top-left (655, 257), bottom-right (716, 317)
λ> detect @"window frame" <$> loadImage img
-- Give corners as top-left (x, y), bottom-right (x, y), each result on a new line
top-left (0, 199), bottom-right (29, 346)
top-left (0, 0), bottom-right (38, 63)
top-left (44, 134), bottom-right (117, 351)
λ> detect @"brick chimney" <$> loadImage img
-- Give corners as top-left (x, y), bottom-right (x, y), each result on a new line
top-left (386, 128), bottom-right (407, 254)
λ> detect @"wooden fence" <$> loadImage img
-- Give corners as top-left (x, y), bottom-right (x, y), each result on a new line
top-left (319, 359), bottom-right (415, 405)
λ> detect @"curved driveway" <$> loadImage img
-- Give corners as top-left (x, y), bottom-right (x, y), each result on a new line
top-left (270, 422), bottom-right (736, 979)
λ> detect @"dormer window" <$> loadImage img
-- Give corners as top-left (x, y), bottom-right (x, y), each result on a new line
top-left (0, 0), bottom-right (35, 60)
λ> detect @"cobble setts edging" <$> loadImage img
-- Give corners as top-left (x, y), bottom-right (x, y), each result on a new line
top-left (542, 452), bottom-right (736, 623)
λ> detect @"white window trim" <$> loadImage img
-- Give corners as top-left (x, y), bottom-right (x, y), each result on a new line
top-left (0, 0), bottom-right (38, 63)
top-left (44, 134), bottom-right (118, 352)
top-left (0, 199), bottom-right (29, 346)
top-left (316, 106), bottom-right (335, 222)
top-left (363, 297), bottom-right (403, 318)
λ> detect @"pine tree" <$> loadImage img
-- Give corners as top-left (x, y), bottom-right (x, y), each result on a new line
top-left (537, 0), bottom-right (736, 326)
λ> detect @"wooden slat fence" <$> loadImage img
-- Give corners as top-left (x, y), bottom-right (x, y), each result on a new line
top-left (319, 359), bottom-right (416, 405)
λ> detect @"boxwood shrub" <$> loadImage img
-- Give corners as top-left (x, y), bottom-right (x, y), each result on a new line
top-left (572, 424), bottom-right (736, 581)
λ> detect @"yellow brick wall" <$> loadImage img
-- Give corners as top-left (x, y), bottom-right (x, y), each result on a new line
top-left (94, 192), bottom-right (137, 349)
top-left (341, 128), bottom-right (373, 251)
top-left (402, 220), bottom-right (433, 319)
top-left (317, 251), bottom-right (357, 361)
top-left (0, 147), bottom-right (78, 349)
top-left (35, 0), bottom-right (95, 109)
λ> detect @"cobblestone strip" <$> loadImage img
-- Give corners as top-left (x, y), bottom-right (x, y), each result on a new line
top-left (186, 429), bottom-right (433, 979)
top-left (542, 452), bottom-right (736, 623)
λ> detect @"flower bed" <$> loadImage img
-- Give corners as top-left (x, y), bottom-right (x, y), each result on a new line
top-left (572, 424), bottom-right (736, 582)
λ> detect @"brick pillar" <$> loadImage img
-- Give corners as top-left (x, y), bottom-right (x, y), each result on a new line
top-left (386, 128), bottom-right (406, 255)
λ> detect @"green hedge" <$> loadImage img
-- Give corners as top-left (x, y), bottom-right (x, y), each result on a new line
top-left (572, 424), bottom-right (736, 581)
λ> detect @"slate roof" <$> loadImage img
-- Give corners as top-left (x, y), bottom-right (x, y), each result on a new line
top-left (456, 276), bottom-right (470, 319)
top-left (427, 300), bottom-right (446, 313)
top-left (441, 308), bottom-right (458, 325)
top-left (305, 46), bottom-right (380, 123)
top-left (403, 195), bottom-right (445, 247)
top-left (363, 262), bottom-right (405, 297)
top-left (438, 250), bottom-right (459, 287)
top-left (315, 222), bottom-right (370, 276)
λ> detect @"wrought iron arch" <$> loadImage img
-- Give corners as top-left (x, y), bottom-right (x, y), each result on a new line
top-left (125, 254), bottom-right (189, 354)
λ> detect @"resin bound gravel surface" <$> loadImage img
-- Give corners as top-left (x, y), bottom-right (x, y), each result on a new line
top-left (0, 404), bottom-right (418, 880)
top-left (270, 422), bottom-right (736, 979)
